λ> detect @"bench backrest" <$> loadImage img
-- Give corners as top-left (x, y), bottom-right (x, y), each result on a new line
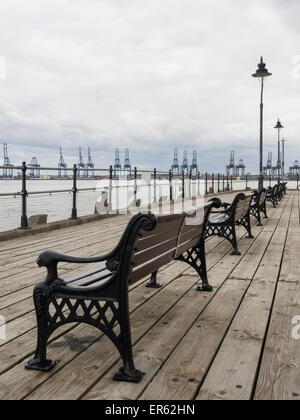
top-left (234, 194), bottom-right (252, 221)
top-left (129, 205), bottom-right (212, 285)
top-left (273, 184), bottom-right (279, 195)
top-left (259, 189), bottom-right (267, 206)
top-left (254, 188), bottom-right (267, 206)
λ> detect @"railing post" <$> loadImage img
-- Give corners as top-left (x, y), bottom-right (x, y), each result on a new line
top-left (212, 173), bottom-right (215, 194)
top-left (189, 170), bottom-right (192, 199)
top-left (169, 170), bottom-right (173, 202)
top-left (223, 174), bottom-right (225, 192)
top-left (71, 164), bottom-right (78, 219)
top-left (297, 172), bottom-right (299, 190)
top-left (153, 168), bottom-right (157, 204)
top-left (107, 166), bottom-right (113, 212)
top-left (197, 171), bottom-right (200, 196)
top-left (205, 172), bottom-right (208, 195)
top-left (246, 174), bottom-right (248, 191)
top-left (182, 170), bottom-right (185, 200)
top-left (20, 161), bottom-right (29, 229)
top-left (134, 167), bottom-right (138, 204)
top-left (231, 175), bottom-right (233, 191)
top-left (218, 173), bottom-right (220, 193)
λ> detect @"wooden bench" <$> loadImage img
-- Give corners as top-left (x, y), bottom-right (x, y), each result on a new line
top-left (266, 184), bottom-right (279, 207)
top-left (25, 201), bottom-right (218, 383)
top-left (205, 193), bottom-right (254, 256)
top-left (277, 183), bottom-right (285, 201)
top-left (250, 188), bottom-right (268, 227)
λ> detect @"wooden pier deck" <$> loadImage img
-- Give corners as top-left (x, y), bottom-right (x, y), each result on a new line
top-left (0, 191), bottom-right (299, 400)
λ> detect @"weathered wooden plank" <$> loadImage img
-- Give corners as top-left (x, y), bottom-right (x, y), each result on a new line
top-left (86, 280), bottom-right (249, 401)
top-left (254, 191), bottom-right (300, 400)
top-left (229, 196), bottom-right (291, 280)
top-left (254, 281), bottom-right (300, 400)
top-left (196, 194), bottom-right (294, 400)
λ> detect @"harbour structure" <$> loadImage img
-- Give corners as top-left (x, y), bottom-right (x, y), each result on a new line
top-left (289, 160), bottom-right (300, 179)
top-left (264, 152), bottom-right (273, 177)
top-left (190, 151), bottom-right (198, 176)
top-left (226, 151), bottom-right (236, 177)
top-left (114, 148), bottom-right (122, 178)
top-left (226, 151), bottom-right (246, 178)
top-left (78, 147), bottom-right (87, 178)
top-left (181, 150), bottom-right (189, 175)
top-left (124, 148), bottom-right (132, 178)
top-left (236, 159), bottom-right (246, 177)
top-left (28, 157), bottom-right (41, 179)
top-left (58, 147), bottom-right (68, 178)
top-left (171, 148), bottom-right (180, 176)
top-left (2, 143), bottom-right (13, 178)
top-left (86, 147), bottom-right (95, 178)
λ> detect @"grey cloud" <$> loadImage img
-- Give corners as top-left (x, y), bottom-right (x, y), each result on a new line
top-left (0, 0), bottom-right (299, 172)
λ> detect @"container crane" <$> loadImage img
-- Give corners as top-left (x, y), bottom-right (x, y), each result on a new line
top-left (58, 147), bottom-right (68, 178)
top-left (181, 151), bottom-right (189, 175)
top-left (171, 148), bottom-right (180, 176)
top-left (124, 148), bottom-right (132, 178)
top-left (86, 147), bottom-right (95, 178)
top-left (190, 151), bottom-right (198, 176)
top-left (2, 143), bottom-right (13, 178)
top-left (28, 157), bottom-right (41, 179)
top-left (114, 148), bottom-right (122, 178)
top-left (78, 147), bottom-right (87, 178)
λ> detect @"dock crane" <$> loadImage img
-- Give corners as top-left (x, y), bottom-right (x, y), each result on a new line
top-left (236, 159), bottom-right (246, 177)
top-left (181, 151), bottom-right (189, 175)
top-left (171, 148), bottom-right (180, 176)
top-left (86, 147), bottom-right (95, 178)
top-left (114, 148), bottom-right (122, 178)
top-left (2, 143), bottom-right (13, 178)
top-left (190, 151), bottom-right (198, 176)
top-left (264, 152), bottom-right (273, 177)
top-left (58, 147), bottom-right (68, 178)
top-left (78, 147), bottom-right (87, 178)
top-left (29, 157), bottom-right (41, 179)
top-left (124, 148), bottom-right (132, 178)
top-left (226, 151), bottom-right (235, 177)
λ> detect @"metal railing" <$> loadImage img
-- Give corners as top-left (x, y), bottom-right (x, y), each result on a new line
top-left (0, 162), bottom-right (295, 233)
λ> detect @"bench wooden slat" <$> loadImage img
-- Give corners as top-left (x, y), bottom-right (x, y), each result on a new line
top-left (132, 236), bottom-right (178, 267)
top-left (130, 249), bottom-right (176, 284)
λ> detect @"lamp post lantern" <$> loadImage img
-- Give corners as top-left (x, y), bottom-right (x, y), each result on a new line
top-left (274, 119), bottom-right (284, 184)
top-left (252, 57), bottom-right (272, 190)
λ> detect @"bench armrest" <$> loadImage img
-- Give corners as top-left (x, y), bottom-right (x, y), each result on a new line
top-left (37, 250), bottom-right (117, 286)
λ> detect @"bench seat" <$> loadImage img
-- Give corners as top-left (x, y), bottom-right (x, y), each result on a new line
top-left (26, 200), bottom-right (219, 383)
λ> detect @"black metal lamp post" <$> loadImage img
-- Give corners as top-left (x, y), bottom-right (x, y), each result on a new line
top-left (274, 119), bottom-right (284, 184)
top-left (281, 138), bottom-right (286, 181)
top-left (252, 57), bottom-right (272, 190)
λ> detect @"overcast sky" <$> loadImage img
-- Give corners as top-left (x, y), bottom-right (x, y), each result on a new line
top-left (0, 0), bottom-right (299, 172)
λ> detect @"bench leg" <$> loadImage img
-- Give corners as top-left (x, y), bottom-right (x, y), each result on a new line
top-left (262, 202), bottom-right (268, 219)
top-left (25, 285), bottom-right (56, 372)
top-left (240, 214), bottom-right (254, 239)
top-left (114, 306), bottom-right (145, 383)
top-left (251, 207), bottom-right (262, 227)
top-left (146, 270), bottom-right (162, 289)
top-left (176, 241), bottom-right (213, 292)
